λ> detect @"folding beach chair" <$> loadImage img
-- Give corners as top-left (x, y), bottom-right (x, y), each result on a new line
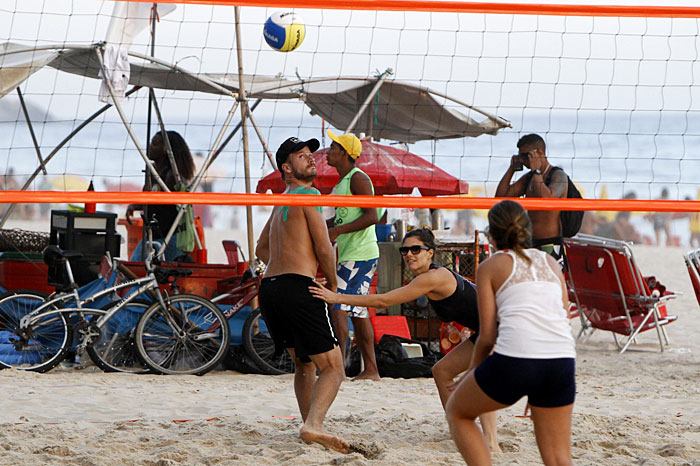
top-left (683, 248), bottom-right (700, 306)
top-left (564, 234), bottom-right (677, 354)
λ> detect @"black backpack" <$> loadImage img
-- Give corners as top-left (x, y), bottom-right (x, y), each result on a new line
top-left (373, 335), bottom-right (442, 379)
top-left (545, 167), bottom-right (583, 238)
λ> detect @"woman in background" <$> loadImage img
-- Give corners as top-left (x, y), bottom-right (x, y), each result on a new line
top-left (126, 130), bottom-right (195, 262)
top-left (310, 228), bottom-right (500, 452)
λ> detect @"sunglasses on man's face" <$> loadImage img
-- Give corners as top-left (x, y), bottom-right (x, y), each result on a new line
top-left (399, 245), bottom-right (431, 256)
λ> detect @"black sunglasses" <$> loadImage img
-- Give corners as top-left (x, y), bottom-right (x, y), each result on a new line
top-left (399, 245), bottom-right (431, 256)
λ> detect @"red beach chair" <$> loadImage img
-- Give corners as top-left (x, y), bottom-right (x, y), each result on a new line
top-left (684, 248), bottom-right (700, 306)
top-left (564, 234), bottom-right (677, 354)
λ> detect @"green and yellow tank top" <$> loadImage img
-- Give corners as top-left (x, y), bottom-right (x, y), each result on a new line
top-left (333, 167), bottom-right (380, 262)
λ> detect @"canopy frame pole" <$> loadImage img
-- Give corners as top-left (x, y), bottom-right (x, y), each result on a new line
top-left (211, 98), bottom-right (261, 162)
top-left (93, 45), bottom-right (169, 192)
top-left (345, 68), bottom-right (392, 134)
top-left (189, 100), bottom-right (239, 195)
top-left (142, 4), bottom-right (158, 262)
top-left (0, 86), bottom-right (142, 228)
top-left (234, 5), bottom-right (255, 265)
top-left (246, 105), bottom-right (276, 170)
top-left (149, 88), bottom-right (182, 188)
top-left (156, 98), bottom-right (243, 258)
top-left (16, 87), bottom-right (47, 175)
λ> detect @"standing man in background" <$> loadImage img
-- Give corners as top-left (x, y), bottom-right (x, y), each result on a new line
top-left (495, 133), bottom-right (569, 264)
top-left (326, 130), bottom-right (381, 381)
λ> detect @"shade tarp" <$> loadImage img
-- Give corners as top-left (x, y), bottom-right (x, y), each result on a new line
top-left (256, 139), bottom-right (469, 196)
top-left (1, 42), bottom-right (509, 143)
top-left (0, 42), bottom-right (293, 99)
top-left (300, 78), bottom-right (507, 143)
top-left (0, 43), bottom-right (60, 99)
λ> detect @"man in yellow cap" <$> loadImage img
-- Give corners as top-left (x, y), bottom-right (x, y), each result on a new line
top-left (325, 129), bottom-right (381, 381)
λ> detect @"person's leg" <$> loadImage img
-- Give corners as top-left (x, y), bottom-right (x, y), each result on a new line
top-left (164, 234), bottom-right (184, 262)
top-left (664, 220), bottom-right (673, 246)
top-left (432, 339), bottom-right (474, 408)
top-left (431, 339), bottom-right (500, 452)
top-left (350, 316), bottom-right (380, 381)
top-left (446, 371), bottom-right (508, 465)
top-left (299, 346), bottom-right (350, 454)
top-left (287, 348), bottom-right (316, 422)
top-left (129, 240), bottom-right (143, 262)
top-left (330, 309), bottom-right (349, 363)
top-left (530, 404), bottom-right (574, 466)
top-left (130, 239), bottom-right (165, 262)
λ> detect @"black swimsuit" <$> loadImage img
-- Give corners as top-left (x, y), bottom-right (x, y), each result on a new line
top-left (426, 264), bottom-right (480, 342)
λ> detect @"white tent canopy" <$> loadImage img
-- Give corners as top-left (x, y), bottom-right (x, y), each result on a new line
top-left (0, 42), bottom-right (510, 143)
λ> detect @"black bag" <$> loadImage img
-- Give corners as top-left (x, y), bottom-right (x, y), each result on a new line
top-left (546, 167), bottom-right (583, 238)
top-left (375, 335), bottom-right (441, 379)
top-left (222, 345), bottom-right (263, 374)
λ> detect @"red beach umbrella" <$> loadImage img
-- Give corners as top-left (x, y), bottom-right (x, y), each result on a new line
top-left (256, 140), bottom-right (469, 196)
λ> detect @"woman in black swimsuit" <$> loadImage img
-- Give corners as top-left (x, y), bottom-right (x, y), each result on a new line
top-left (310, 228), bottom-right (499, 452)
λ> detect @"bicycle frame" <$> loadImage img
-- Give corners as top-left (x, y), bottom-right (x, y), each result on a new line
top-left (211, 276), bottom-right (260, 319)
top-left (19, 265), bottom-right (162, 329)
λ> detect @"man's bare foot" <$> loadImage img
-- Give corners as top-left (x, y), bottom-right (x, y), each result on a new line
top-left (300, 428), bottom-right (351, 454)
top-left (352, 370), bottom-right (380, 381)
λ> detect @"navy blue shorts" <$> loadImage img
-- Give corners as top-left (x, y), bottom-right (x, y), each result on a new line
top-left (474, 352), bottom-right (576, 408)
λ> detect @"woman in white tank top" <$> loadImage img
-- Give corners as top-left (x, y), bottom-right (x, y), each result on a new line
top-left (446, 200), bottom-right (575, 466)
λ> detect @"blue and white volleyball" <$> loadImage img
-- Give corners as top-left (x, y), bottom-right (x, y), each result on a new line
top-left (263, 11), bottom-right (305, 53)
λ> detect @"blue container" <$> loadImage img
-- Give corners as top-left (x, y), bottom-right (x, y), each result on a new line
top-left (375, 224), bottom-right (393, 242)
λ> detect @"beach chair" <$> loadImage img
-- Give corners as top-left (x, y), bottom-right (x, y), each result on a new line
top-left (564, 234), bottom-right (677, 354)
top-left (683, 248), bottom-right (700, 306)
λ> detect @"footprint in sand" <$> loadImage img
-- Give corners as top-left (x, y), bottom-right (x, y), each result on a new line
top-left (348, 440), bottom-right (384, 460)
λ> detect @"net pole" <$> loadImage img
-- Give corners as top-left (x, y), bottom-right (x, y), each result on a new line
top-left (234, 5), bottom-right (255, 265)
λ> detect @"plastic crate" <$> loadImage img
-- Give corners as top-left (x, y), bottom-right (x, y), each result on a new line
top-left (369, 315), bottom-right (411, 344)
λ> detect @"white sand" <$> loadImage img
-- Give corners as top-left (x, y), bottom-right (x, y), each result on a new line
top-left (0, 244), bottom-right (699, 465)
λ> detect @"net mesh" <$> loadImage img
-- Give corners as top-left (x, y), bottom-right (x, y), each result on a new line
top-left (0, 2), bottom-right (699, 249)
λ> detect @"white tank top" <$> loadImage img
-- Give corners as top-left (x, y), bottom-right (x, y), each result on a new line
top-left (493, 249), bottom-right (576, 359)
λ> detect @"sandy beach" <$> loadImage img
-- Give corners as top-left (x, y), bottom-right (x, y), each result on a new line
top-left (0, 244), bottom-right (699, 465)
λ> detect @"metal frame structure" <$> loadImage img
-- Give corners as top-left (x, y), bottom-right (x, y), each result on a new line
top-left (1, 21), bottom-right (510, 261)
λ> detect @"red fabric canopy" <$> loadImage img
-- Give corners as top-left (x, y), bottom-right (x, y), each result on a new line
top-left (256, 140), bottom-right (469, 196)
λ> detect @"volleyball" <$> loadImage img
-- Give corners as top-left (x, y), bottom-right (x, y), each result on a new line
top-left (263, 11), bottom-right (305, 53)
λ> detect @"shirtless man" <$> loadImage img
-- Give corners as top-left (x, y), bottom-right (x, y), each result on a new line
top-left (495, 133), bottom-right (568, 263)
top-left (255, 136), bottom-right (349, 454)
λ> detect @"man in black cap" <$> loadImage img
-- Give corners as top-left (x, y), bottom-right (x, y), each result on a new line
top-left (256, 137), bottom-right (350, 454)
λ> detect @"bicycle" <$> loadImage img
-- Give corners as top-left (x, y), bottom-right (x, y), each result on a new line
top-left (208, 264), bottom-right (294, 376)
top-left (0, 245), bottom-right (228, 375)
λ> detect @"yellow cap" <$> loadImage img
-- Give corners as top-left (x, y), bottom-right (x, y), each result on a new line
top-left (327, 129), bottom-right (362, 159)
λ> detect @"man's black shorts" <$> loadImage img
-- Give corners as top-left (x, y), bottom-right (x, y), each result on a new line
top-left (258, 274), bottom-right (338, 363)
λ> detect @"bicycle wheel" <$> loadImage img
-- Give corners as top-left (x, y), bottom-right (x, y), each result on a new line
top-left (242, 308), bottom-right (294, 375)
top-left (0, 290), bottom-right (71, 372)
top-left (135, 294), bottom-right (230, 375)
top-left (86, 299), bottom-right (151, 374)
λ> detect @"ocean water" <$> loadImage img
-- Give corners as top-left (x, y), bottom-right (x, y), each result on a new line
top-left (2, 107), bottom-right (699, 202)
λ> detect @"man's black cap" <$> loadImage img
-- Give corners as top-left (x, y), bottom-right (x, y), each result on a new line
top-left (276, 137), bottom-right (320, 169)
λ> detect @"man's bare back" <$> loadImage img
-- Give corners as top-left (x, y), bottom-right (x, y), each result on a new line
top-left (264, 203), bottom-right (323, 279)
